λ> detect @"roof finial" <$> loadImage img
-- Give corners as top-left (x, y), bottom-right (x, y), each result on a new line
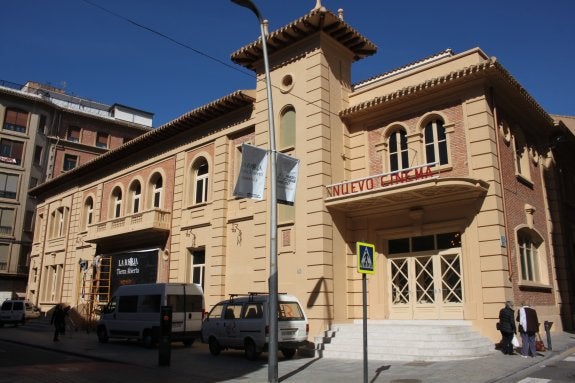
top-left (313, 0), bottom-right (322, 11)
top-left (338, 8), bottom-right (344, 20)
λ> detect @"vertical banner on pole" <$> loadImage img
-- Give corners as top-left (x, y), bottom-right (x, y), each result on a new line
top-left (233, 143), bottom-right (268, 200)
top-left (276, 152), bottom-right (299, 205)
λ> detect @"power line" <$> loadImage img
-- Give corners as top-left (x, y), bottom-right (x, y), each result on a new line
top-left (80, 0), bottom-right (338, 119)
top-left (81, 0), bottom-right (250, 78)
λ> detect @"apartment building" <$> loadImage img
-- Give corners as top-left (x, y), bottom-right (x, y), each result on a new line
top-left (0, 80), bottom-right (152, 299)
top-left (27, 5), bottom-right (575, 344)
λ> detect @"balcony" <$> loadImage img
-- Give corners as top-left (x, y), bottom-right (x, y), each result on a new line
top-left (85, 209), bottom-right (171, 246)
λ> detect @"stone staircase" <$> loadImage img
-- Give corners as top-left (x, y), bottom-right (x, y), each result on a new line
top-left (314, 320), bottom-right (496, 361)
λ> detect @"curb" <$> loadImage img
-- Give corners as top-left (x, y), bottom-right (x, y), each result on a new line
top-left (486, 346), bottom-right (575, 383)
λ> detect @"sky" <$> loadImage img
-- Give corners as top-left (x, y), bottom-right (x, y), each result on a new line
top-left (2, 0), bottom-right (573, 127)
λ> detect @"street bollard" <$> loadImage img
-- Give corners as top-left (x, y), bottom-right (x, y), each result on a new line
top-left (544, 320), bottom-right (553, 351)
top-left (158, 305), bottom-right (172, 366)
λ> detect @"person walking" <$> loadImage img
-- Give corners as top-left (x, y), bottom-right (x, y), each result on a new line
top-left (50, 303), bottom-right (67, 342)
top-left (517, 302), bottom-right (539, 357)
top-left (498, 300), bottom-right (517, 355)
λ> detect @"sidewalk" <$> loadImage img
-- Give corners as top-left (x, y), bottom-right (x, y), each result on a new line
top-left (2, 319), bottom-right (575, 383)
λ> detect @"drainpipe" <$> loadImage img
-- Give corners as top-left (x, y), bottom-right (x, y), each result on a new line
top-left (490, 88), bottom-right (513, 281)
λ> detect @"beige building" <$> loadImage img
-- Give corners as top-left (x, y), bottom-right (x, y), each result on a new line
top-left (27, 5), bottom-right (575, 344)
top-left (0, 80), bottom-right (152, 300)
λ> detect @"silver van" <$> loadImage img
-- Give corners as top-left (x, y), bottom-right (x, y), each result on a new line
top-left (97, 283), bottom-right (204, 347)
top-left (201, 293), bottom-right (308, 360)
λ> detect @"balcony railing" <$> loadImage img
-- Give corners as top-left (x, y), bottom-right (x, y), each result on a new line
top-left (85, 209), bottom-right (171, 243)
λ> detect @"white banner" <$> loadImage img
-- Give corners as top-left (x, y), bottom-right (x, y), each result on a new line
top-left (233, 144), bottom-right (268, 200)
top-left (276, 152), bottom-right (299, 205)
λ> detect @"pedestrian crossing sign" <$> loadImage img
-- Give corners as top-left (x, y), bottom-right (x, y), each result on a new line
top-left (357, 242), bottom-right (375, 274)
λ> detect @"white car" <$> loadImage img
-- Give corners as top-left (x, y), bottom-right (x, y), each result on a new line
top-left (24, 302), bottom-right (41, 319)
top-left (201, 293), bottom-right (309, 360)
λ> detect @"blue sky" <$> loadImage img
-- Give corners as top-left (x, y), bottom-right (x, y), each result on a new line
top-left (2, 0), bottom-right (573, 127)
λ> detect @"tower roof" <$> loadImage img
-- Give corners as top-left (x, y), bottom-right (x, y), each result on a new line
top-left (231, 7), bottom-right (377, 70)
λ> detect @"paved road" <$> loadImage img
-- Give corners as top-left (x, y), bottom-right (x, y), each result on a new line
top-left (1, 319), bottom-right (575, 382)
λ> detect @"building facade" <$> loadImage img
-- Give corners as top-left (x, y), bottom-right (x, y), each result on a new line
top-left (0, 80), bottom-right (152, 300)
top-left (27, 5), bottom-right (574, 342)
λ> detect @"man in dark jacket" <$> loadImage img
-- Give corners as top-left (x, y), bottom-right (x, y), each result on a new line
top-left (498, 301), bottom-right (516, 355)
top-left (517, 303), bottom-right (539, 357)
top-left (50, 303), bottom-right (66, 342)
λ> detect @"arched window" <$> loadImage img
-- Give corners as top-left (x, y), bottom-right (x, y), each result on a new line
top-left (112, 187), bottom-right (122, 218)
top-left (279, 106), bottom-right (296, 149)
top-left (194, 159), bottom-right (209, 204)
top-left (152, 176), bottom-right (163, 209)
top-left (130, 181), bottom-right (141, 213)
top-left (83, 197), bottom-right (93, 229)
top-left (517, 228), bottom-right (545, 283)
top-left (388, 129), bottom-right (409, 172)
top-left (424, 119), bottom-right (448, 166)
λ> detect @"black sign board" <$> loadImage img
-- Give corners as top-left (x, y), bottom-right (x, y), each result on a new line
top-left (109, 249), bottom-right (159, 293)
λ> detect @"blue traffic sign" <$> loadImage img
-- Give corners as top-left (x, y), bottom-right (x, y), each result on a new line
top-left (357, 242), bottom-right (375, 274)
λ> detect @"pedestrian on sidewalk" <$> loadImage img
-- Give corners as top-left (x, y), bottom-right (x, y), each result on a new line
top-left (517, 302), bottom-right (539, 357)
top-left (498, 300), bottom-right (517, 355)
top-left (50, 303), bottom-right (67, 342)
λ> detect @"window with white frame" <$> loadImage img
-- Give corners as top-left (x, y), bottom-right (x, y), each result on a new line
top-left (151, 175), bottom-right (162, 209)
top-left (189, 249), bottom-right (205, 290)
top-left (112, 187), bottom-right (122, 218)
top-left (49, 207), bottom-right (68, 238)
top-left (518, 229), bottom-right (544, 283)
top-left (388, 129), bottom-right (409, 172)
top-left (57, 207), bottom-right (67, 237)
top-left (130, 181), bottom-right (141, 213)
top-left (83, 197), bottom-right (93, 229)
top-left (424, 119), bottom-right (448, 166)
top-left (193, 159), bottom-right (209, 204)
top-left (43, 264), bottom-right (63, 302)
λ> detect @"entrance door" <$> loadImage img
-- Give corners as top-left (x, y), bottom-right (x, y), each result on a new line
top-left (388, 249), bottom-right (463, 319)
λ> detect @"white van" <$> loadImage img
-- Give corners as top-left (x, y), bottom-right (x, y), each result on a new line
top-left (201, 293), bottom-right (309, 360)
top-left (97, 283), bottom-right (204, 347)
top-left (0, 300), bottom-right (26, 326)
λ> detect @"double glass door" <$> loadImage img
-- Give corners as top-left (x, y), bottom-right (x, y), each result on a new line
top-left (389, 249), bottom-right (463, 319)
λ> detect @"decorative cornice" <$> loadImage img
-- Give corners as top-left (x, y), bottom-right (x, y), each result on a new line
top-left (340, 58), bottom-right (555, 127)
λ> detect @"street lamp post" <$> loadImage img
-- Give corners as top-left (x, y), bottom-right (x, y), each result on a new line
top-left (230, 1), bottom-right (279, 382)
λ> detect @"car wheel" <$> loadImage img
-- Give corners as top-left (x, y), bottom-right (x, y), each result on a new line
top-left (97, 326), bottom-right (109, 343)
top-left (143, 330), bottom-right (155, 348)
top-left (183, 338), bottom-right (194, 347)
top-left (244, 339), bottom-right (260, 361)
top-left (208, 337), bottom-right (221, 356)
top-left (281, 348), bottom-right (296, 359)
